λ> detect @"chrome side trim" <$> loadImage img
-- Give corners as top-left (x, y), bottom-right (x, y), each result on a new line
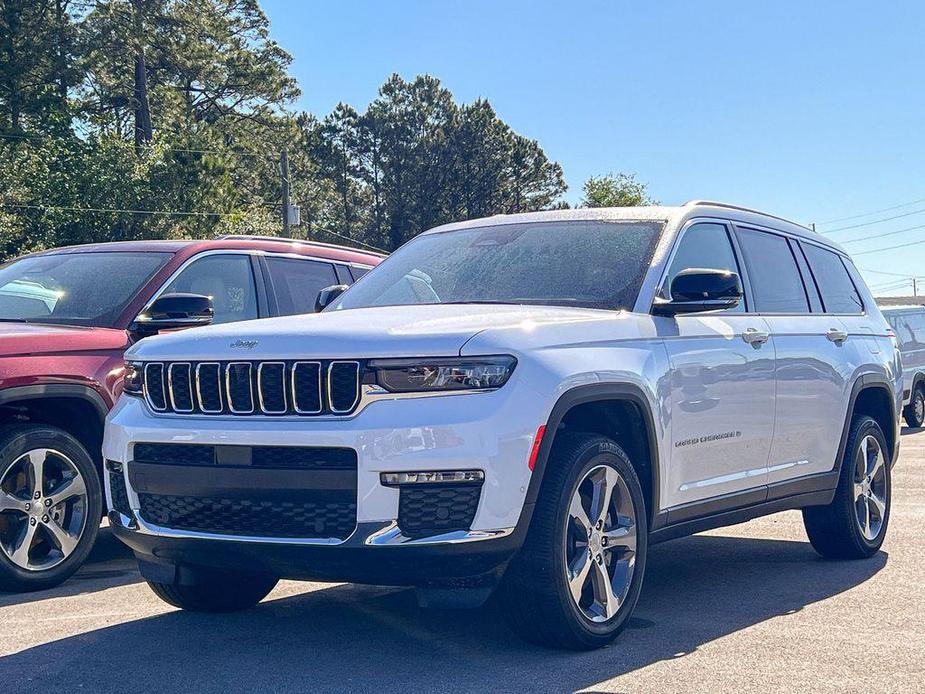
top-left (291, 361), bottom-right (323, 414)
top-left (257, 361), bottom-right (288, 414)
top-left (225, 362), bottom-right (255, 414)
top-left (195, 362), bottom-right (223, 413)
top-left (143, 362), bottom-right (167, 412)
top-left (132, 513), bottom-right (345, 546)
top-left (327, 360), bottom-right (361, 414)
top-left (364, 522), bottom-right (514, 546)
top-left (167, 362), bottom-right (194, 413)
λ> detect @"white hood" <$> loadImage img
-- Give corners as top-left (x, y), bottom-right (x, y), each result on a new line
top-left (125, 304), bottom-right (611, 362)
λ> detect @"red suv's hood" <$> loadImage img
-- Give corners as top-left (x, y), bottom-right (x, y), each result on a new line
top-left (0, 323), bottom-right (129, 358)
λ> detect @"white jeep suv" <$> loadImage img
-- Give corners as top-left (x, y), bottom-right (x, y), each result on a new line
top-left (103, 201), bottom-right (900, 650)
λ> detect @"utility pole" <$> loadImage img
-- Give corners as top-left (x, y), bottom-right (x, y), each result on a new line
top-left (280, 149), bottom-right (290, 238)
top-left (914, 277), bottom-right (918, 296)
top-left (810, 222), bottom-right (816, 233)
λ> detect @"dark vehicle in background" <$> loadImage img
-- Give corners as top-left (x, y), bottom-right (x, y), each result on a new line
top-left (0, 236), bottom-right (382, 592)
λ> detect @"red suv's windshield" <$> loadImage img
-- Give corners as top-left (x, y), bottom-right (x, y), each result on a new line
top-left (0, 251), bottom-right (171, 328)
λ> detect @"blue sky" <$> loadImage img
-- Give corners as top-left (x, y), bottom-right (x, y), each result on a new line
top-left (261, 0), bottom-right (925, 295)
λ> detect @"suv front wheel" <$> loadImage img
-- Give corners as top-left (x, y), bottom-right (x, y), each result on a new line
top-left (903, 384), bottom-right (925, 428)
top-left (0, 424), bottom-right (101, 592)
top-left (501, 433), bottom-right (648, 650)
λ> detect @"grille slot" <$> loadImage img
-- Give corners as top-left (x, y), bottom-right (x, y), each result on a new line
top-left (397, 483), bottom-right (483, 538)
top-left (133, 443), bottom-right (357, 470)
top-left (168, 363), bottom-right (194, 412)
top-left (144, 363), bottom-right (167, 411)
top-left (329, 361), bottom-right (360, 413)
top-left (141, 360), bottom-right (361, 417)
top-left (258, 362), bottom-right (287, 414)
top-left (196, 363), bottom-right (222, 413)
top-left (226, 362), bottom-right (254, 413)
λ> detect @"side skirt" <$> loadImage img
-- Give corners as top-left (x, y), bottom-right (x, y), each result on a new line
top-left (649, 489), bottom-right (835, 545)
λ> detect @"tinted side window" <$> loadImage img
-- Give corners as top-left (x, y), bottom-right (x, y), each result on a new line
top-left (161, 254), bottom-right (258, 324)
top-left (349, 266), bottom-right (371, 281)
top-left (736, 228), bottom-right (809, 313)
top-left (664, 222), bottom-right (744, 312)
top-left (801, 243), bottom-right (863, 314)
top-left (266, 257), bottom-right (338, 316)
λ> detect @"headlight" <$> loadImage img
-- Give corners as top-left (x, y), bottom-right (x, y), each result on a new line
top-left (122, 361), bottom-right (144, 397)
top-left (367, 356), bottom-right (516, 393)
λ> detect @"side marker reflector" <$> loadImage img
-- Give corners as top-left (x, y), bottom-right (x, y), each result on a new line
top-left (528, 425), bottom-right (546, 471)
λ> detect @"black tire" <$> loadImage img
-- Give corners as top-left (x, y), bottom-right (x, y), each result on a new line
top-left (147, 569), bottom-right (279, 612)
top-left (0, 424), bottom-right (102, 592)
top-left (903, 384), bottom-right (925, 428)
top-left (500, 432), bottom-right (648, 650)
top-left (803, 415), bottom-right (891, 560)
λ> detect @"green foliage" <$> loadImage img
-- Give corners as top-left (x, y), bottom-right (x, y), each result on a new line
top-left (580, 173), bottom-right (656, 208)
top-left (0, 1), bottom-right (569, 259)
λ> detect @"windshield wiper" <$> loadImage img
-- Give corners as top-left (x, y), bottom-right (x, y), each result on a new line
top-left (0, 318), bottom-right (31, 323)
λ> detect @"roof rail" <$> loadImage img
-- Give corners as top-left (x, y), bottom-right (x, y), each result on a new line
top-left (682, 200), bottom-right (811, 231)
top-left (216, 234), bottom-right (386, 256)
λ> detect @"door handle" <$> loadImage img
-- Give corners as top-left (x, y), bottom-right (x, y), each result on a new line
top-left (742, 327), bottom-right (770, 345)
top-left (827, 328), bottom-right (849, 343)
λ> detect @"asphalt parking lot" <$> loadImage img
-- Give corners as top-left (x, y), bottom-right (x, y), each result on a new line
top-left (1, 431), bottom-right (923, 693)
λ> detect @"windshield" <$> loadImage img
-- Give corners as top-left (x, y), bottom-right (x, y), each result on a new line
top-left (0, 252), bottom-right (171, 327)
top-left (333, 220), bottom-right (664, 311)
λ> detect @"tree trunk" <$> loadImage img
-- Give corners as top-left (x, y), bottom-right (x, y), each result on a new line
top-left (132, 0), bottom-right (152, 148)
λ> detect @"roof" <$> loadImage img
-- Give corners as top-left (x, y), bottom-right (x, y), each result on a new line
top-left (422, 201), bottom-right (843, 253)
top-left (27, 236), bottom-right (384, 265)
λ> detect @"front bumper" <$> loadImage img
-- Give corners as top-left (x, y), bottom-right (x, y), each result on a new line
top-left (103, 387), bottom-right (542, 583)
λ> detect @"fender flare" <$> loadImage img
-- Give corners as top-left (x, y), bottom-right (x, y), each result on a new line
top-left (519, 383), bottom-right (661, 531)
top-left (0, 384), bottom-right (110, 423)
top-left (835, 373), bottom-right (898, 470)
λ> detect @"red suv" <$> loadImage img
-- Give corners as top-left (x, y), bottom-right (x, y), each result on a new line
top-left (0, 235), bottom-right (381, 592)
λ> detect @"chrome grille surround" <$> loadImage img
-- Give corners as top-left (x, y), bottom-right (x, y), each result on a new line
top-left (142, 360), bottom-right (364, 417)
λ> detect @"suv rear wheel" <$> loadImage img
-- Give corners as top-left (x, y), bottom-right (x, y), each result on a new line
top-left (501, 432), bottom-right (648, 650)
top-left (903, 384), bottom-right (925, 428)
top-left (147, 569), bottom-right (279, 612)
top-left (803, 415), bottom-right (890, 559)
top-left (0, 424), bottom-right (101, 592)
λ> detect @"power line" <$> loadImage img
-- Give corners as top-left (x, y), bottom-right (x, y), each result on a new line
top-left (311, 226), bottom-right (388, 254)
top-left (824, 206), bottom-right (925, 233)
top-left (859, 267), bottom-right (925, 278)
top-left (852, 236), bottom-right (925, 255)
top-left (817, 196), bottom-right (925, 225)
top-left (840, 221), bottom-right (925, 245)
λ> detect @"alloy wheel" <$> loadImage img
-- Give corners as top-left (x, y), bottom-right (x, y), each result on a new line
top-left (853, 434), bottom-right (887, 542)
top-left (915, 391), bottom-right (924, 424)
top-left (564, 464), bottom-right (638, 622)
top-left (0, 448), bottom-right (88, 571)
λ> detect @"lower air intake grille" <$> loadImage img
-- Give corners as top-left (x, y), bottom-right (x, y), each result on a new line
top-left (397, 483), bottom-right (482, 538)
top-left (138, 494), bottom-right (357, 539)
top-left (107, 465), bottom-right (132, 517)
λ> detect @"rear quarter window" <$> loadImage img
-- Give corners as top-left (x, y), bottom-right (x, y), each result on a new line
top-left (801, 243), bottom-right (863, 314)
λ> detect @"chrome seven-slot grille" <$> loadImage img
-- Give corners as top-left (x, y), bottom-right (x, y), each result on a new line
top-left (143, 360), bottom-right (361, 416)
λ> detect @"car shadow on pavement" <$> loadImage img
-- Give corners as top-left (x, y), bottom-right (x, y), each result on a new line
top-left (0, 527), bottom-right (139, 608)
top-left (0, 532), bottom-right (886, 693)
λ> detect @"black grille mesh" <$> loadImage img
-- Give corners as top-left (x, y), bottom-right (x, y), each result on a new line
top-left (169, 363), bottom-right (193, 411)
top-left (107, 467), bottom-right (132, 517)
top-left (138, 494), bottom-right (357, 539)
top-left (292, 362), bottom-right (322, 412)
top-left (329, 362), bottom-right (359, 412)
top-left (197, 363), bottom-right (222, 411)
top-left (227, 363), bottom-right (253, 412)
top-left (398, 484), bottom-right (482, 538)
top-left (145, 364), bottom-right (166, 410)
top-left (134, 443), bottom-right (214, 466)
top-left (132, 443), bottom-right (357, 470)
top-left (258, 363), bottom-right (286, 412)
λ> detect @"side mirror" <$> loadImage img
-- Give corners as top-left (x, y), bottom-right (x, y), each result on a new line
top-left (315, 284), bottom-right (349, 312)
top-left (653, 269), bottom-right (743, 316)
top-left (131, 293), bottom-right (214, 333)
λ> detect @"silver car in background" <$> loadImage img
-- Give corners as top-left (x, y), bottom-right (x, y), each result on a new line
top-left (882, 305), bottom-right (925, 427)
